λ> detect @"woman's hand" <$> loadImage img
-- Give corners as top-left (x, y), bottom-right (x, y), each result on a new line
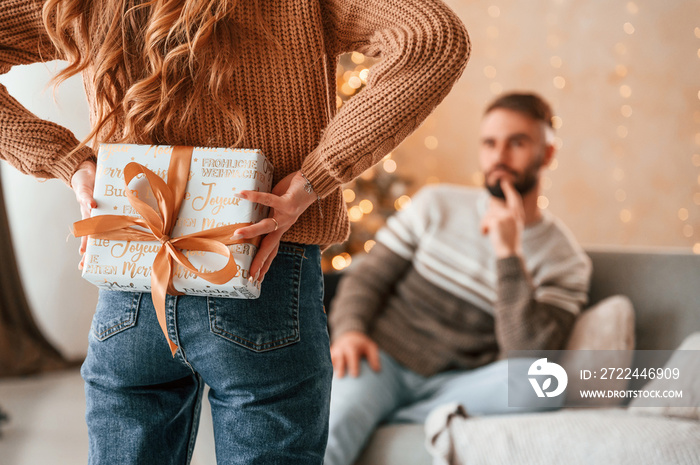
top-left (71, 159), bottom-right (97, 269)
top-left (232, 170), bottom-right (318, 285)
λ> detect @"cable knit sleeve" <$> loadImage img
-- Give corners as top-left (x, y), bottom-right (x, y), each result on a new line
top-left (494, 256), bottom-right (579, 355)
top-left (0, 0), bottom-right (95, 185)
top-left (328, 242), bottom-right (413, 341)
top-left (302, 0), bottom-right (471, 198)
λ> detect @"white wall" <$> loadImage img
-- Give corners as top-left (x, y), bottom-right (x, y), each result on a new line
top-left (0, 62), bottom-right (97, 359)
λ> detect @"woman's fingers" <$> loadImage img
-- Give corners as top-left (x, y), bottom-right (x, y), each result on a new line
top-left (77, 194), bottom-right (93, 265)
top-left (233, 217), bottom-right (280, 240)
top-left (71, 160), bottom-right (97, 266)
top-left (79, 196), bottom-right (95, 221)
top-left (235, 171), bottom-right (319, 285)
top-left (79, 250), bottom-right (86, 270)
top-left (238, 190), bottom-right (283, 210)
top-left (248, 233), bottom-right (281, 284)
top-left (257, 241), bottom-right (279, 283)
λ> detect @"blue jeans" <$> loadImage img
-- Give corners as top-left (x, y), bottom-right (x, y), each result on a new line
top-left (325, 350), bottom-right (564, 465)
top-left (81, 243), bottom-right (332, 465)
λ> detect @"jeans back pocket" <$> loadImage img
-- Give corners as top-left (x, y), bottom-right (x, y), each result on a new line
top-left (207, 243), bottom-right (304, 352)
top-left (91, 291), bottom-right (141, 341)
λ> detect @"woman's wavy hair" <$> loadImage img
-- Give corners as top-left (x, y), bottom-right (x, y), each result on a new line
top-left (42, 0), bottom-right (271, 151)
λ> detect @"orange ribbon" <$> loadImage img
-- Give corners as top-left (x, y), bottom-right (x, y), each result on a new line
top-left (74, 146), bottom-right (258, 356)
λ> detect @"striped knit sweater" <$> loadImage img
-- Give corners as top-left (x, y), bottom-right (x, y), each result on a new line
top-left (0, 0), bottom-right (470, 248)
top-left (329, 184), bottom-right (592, 376)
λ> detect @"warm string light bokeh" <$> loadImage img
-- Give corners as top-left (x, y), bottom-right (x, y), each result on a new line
top-left (681, 14), bottom-right (698, 254)
top-left (321, 52), bottom-right (416, 272)
top-left (322, 1), bottom-right (700, 271)
top-left (322, 147), bottom-right (414, 271)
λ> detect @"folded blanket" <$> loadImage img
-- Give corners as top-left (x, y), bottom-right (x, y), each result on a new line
top-left (425, 405), bottom-right (700, 465)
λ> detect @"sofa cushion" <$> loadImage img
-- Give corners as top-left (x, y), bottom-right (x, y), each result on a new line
top-left (628, 332), bottom-right (700, 421)
top-left (560, 295), bottom-right (635, 406)
top-left (564, 295), bottom-right (635, 351)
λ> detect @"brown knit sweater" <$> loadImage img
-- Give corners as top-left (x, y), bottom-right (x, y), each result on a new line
top-left (0, 0), bottom-right (470, 248)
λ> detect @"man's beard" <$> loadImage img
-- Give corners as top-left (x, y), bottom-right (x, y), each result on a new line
top-left (485, 158), bottom-right (542, 200)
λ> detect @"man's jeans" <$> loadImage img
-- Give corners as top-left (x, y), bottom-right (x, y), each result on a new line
top-left (81, 243), bottom-right (332, 465)
top-left (325, 350), bottom-right (564, 465)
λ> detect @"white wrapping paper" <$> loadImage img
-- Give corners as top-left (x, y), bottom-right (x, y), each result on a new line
top-left (81, 144), bottom-right (273, 298)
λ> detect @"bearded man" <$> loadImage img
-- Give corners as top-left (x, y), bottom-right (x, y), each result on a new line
top-left (324, 92), bottom-right (592, 465)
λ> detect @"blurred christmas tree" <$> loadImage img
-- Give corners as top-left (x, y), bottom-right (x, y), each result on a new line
top-left (321, 53), bottom-right (414, 273)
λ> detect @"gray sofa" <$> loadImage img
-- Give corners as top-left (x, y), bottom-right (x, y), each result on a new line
top-left (322, 247), bottom-right (700, 465)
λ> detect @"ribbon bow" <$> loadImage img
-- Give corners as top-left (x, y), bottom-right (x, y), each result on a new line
top-left (74, 146), bottom-right (257, 356)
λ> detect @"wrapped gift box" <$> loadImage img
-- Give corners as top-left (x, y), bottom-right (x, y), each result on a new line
top-left (81, 143), bottom-right (273, 299)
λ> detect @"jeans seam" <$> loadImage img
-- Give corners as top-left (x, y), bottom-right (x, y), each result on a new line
top-left (292, 243), bottom-right (302, 336)
top-left (168, 295), bottom-right (195, 372)
top-left (93, 318), bottom-right (135, 340)
top-left (184, 374), bottom-right (204, 465)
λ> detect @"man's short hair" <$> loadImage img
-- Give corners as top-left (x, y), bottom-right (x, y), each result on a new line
top-left (484, 92), bottom-right (554, 129)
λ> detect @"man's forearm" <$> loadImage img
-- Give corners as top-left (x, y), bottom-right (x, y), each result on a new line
top-left (493, 256), bottom-right (576, 354)
top-left (328, 242), bottom-right (412, 341)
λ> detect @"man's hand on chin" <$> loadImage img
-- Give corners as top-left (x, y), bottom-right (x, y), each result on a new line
top-left (480, 180), bottom-right (525, 258)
